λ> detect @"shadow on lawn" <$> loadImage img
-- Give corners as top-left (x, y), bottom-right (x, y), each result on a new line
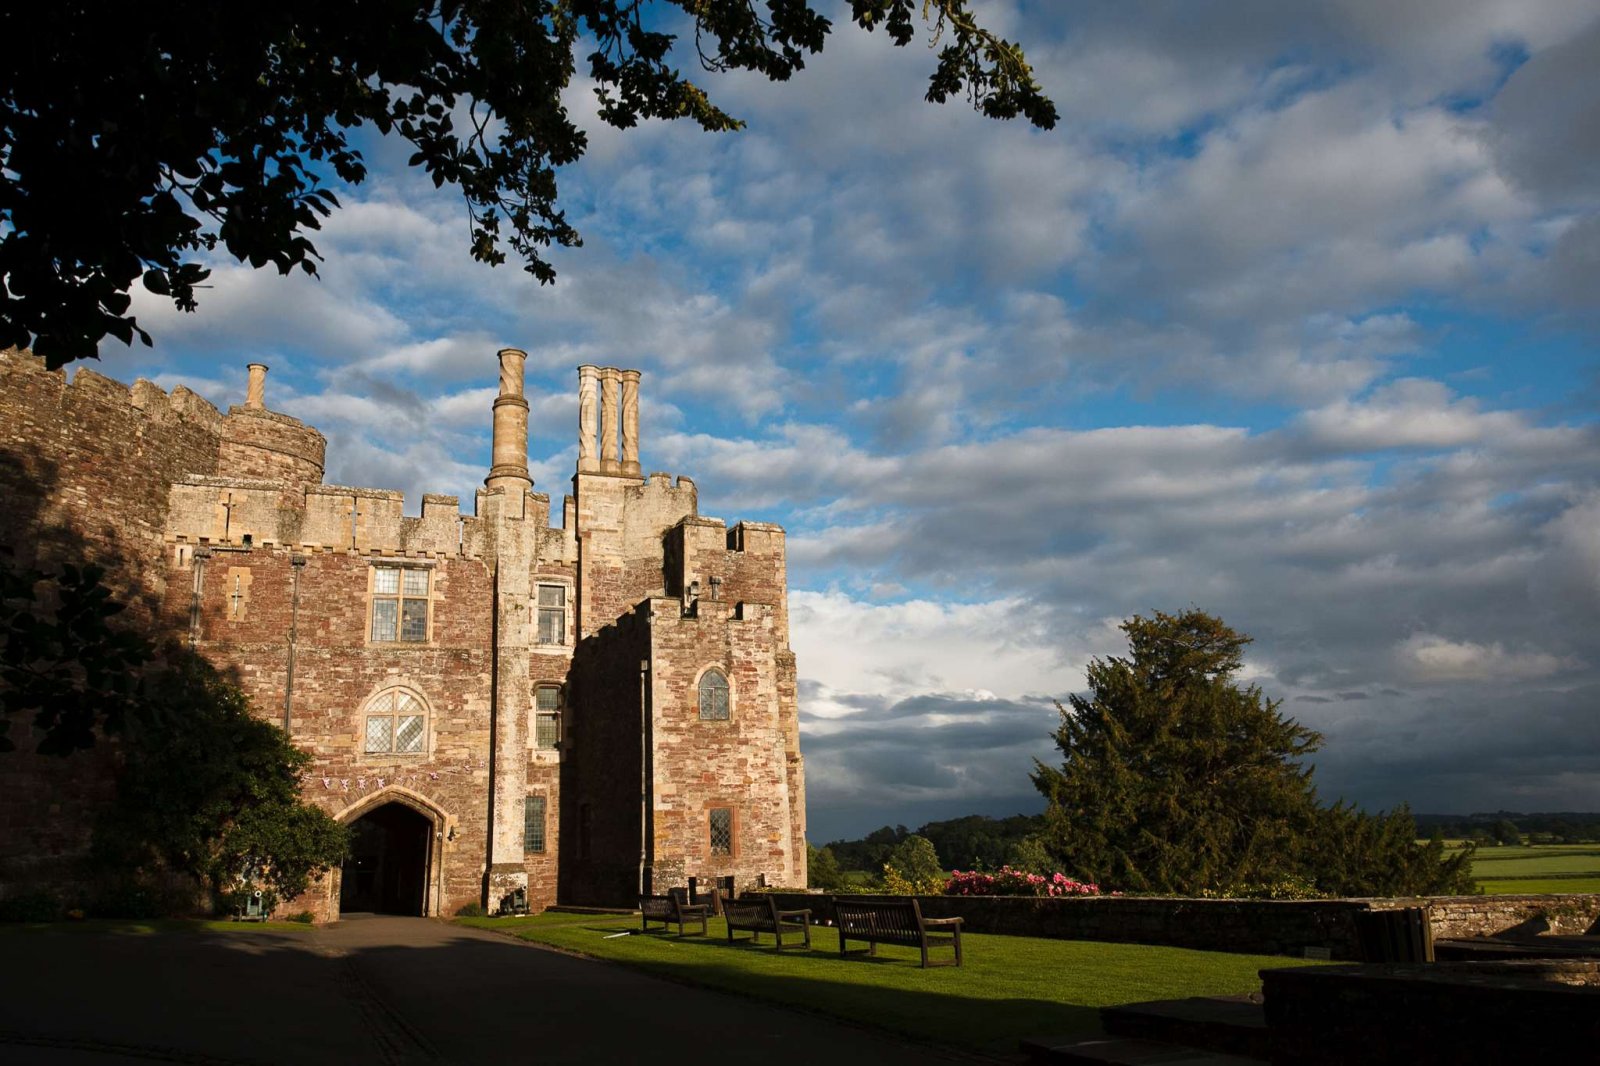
top-left (525, 920), bottom-right (1104, 1052)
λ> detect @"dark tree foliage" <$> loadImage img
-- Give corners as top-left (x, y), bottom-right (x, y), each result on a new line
top-left (913, 813), bottom-right (1045, 871)
top-left (806, 842), bottom-right (848, 892)
top-left (1032, 609), bottom-right (1474, 898)
top-left (1492, 818), bottom-right (1523, 846)
top-left (0, 559), bottom-right (345, 910)
top-left (0, 561), bottom-right (152, 754)
top-left (93, 656), bottom-right (348, 910)
top-left (824, 823), bottom-right (908, 871)
top-left (1311, 805), bottom-right (1476, 897)
top-left (1, 0), bottom-right (1057, 366)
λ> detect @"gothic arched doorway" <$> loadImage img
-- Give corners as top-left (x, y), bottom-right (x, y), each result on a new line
top-left (339, 801), bottom-right (433, 915)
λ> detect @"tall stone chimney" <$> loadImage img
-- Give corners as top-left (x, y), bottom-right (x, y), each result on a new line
top-left (245, 363), bottom-right (268, 409)
top-left (599, 367), bottom-right (621, 474)
top-left (486, 348), bottom-right (532, 497)
top-left (577, 365), bottom-right (600, 474)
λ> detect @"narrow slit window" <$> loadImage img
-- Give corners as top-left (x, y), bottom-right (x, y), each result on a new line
top-left (524, 795), bottom-right (547, 853)
top-left (709, 807), bottom-right (733, 856)
top-left (534, 685), bottom-right (562, 750)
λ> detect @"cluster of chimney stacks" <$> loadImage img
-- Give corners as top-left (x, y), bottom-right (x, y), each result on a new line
top-left (242, 352), bottom-right (642, 497)
top-left (576, 364), bottom-right (641, 477)
top-left (486, 350), bottom-right (643, 495)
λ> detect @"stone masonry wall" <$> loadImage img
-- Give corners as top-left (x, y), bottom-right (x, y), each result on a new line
top-left (0, 352), bottom-right (224, 893)
top-left (648, 597), bottom-right (800, 895)
top-left (559, 604), bottom-right (651, 906)
top-left (158, 545), bottom-right (498, 921)
top-left (573, 471), bottom-right (696, 640)
top-left (754, 892), bottom-right (1600, 960)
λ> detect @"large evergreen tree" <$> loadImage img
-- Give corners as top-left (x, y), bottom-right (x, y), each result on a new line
top-left (1032, 610), bottom-right (1321, 894)
top-left (1032, 608), bottom-right (1476, 897)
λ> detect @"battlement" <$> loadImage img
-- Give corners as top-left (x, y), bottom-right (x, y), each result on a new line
top-left (1, 349), bottom-right (224, 433)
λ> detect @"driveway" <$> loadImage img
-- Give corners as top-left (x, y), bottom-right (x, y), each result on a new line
top-left (0, 916), bottom-right (979, 1064)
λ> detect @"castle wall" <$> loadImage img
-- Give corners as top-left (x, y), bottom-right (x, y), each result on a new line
top-left (572, 471), bottom-right (696, 639)
top-left (156, 542), bottom-right (498, 920)
top-left (0, 352), bottom-right (224, 890)
top-left (0, 352), bottom-right (222, 614)
top-left (559, 604), bottom-right (651, 906)
top-left (646, 597), bottom-right (802, 893)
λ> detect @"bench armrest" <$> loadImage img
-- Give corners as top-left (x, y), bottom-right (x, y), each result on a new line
top-left (922, 917), bottom-right (963, 928)
top-left (679, 904), bottom-right (712, 916)
top-left (775, 908), bottom-right (812, 921)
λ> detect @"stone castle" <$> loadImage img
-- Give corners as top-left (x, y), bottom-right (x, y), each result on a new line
top-left (0, 349), bottom-right (806, 919)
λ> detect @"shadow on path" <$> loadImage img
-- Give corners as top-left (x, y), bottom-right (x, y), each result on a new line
top-left (0, 917), bottom-right (1020, 1065)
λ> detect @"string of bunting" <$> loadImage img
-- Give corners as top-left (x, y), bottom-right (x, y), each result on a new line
top-left (306, 756), bottom-right (485, 793)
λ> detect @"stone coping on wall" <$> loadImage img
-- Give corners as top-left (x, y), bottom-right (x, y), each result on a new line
top-left (751, 891), bottom-right (1600, 960)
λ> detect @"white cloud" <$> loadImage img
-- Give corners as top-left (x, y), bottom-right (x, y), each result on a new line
top-left (1396, 632), bottom-right (1579, 681)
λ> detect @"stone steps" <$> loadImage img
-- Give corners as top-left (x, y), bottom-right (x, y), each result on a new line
top-left (1101, 995), bottom-right (1270, 1059)
top-left (1021, 994), bottom-right (1271, 1066)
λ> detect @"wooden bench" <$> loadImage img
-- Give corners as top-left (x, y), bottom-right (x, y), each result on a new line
top-left (1354, 906), bottom-right (1434, 963)
top-left (639, 890), bottom-right (710, 936)
top-left (724, 896), bottom-right (812, 950)
top-left (835, 898), bottom-right (963, 968)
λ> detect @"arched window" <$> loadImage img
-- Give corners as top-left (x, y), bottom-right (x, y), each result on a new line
top-left (364, 688), bottom-right (428, 754)
top-left (698, 669), bottom-right (730, 721)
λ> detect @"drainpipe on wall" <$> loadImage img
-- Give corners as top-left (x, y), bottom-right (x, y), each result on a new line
top-left (283, 555), bottom-right (306, 734)
top-left (639, 658), bottom-right (650, 898)
top-left (188, 547), bottom-right (210, 647)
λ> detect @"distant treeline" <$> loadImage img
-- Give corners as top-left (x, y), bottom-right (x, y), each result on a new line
top-left (1412, 811), bottom-right (1600, 844)
top-left (822, 814), bottom-right (1046, 872)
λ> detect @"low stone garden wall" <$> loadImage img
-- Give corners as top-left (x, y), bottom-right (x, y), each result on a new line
top-left (752, 891), bottom-right (1600, 960)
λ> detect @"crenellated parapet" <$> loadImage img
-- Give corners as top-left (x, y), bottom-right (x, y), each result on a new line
top-left (663, 516), bottom-right (789, 644)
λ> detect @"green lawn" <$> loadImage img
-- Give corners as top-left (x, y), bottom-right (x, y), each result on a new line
top-left (459, 912), bottom-right (1318, 1055)
top-left (1461, 844), bottom-right (1600, 895)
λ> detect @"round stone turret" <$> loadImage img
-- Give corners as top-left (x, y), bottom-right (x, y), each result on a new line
top-left (217, 363), bottom-right (326, 484)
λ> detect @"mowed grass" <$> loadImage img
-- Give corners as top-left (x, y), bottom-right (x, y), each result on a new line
top-left (459, 912), bottom-right (1320, 1055)
top-left (1452, 844), bottom-right (1600, 895)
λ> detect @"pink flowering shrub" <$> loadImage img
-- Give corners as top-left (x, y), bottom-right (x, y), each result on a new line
top-left (944, 866), bottom-right (1102, 897)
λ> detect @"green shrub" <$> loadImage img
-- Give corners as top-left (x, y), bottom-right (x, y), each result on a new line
top-left (89, 881), bottom-right (167, 919)
top-left (0, 890), bottom-right (63, 922)
top-left (456, 901), bottom-right (486, 918)
top-left (286, 910), bottom-right (315, 924)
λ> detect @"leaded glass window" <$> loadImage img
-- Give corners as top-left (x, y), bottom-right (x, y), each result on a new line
top-left (524, 795), bottom-right (547, 853)
top-left (709, 807), bottom-right (733, 856)
top-left (534, 685), bottom-right (562, 750)
top-left (698, 669), bottom-right (729, 721)
top-left (364, 690), bottom-right (427, 754)
top-left (371, 565), bottom-right (429, 642)
top-left (536, 584), bottom-right (566, 645)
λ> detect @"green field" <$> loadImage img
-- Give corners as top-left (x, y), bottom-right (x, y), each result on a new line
top-left (460, 912), bottom-right (1322, 1054)
top-left (1455, 844), bottom-right (1600, 895)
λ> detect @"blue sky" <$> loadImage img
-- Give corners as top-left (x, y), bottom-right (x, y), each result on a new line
top-left (90, 1), bottom-right (1600, 843)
